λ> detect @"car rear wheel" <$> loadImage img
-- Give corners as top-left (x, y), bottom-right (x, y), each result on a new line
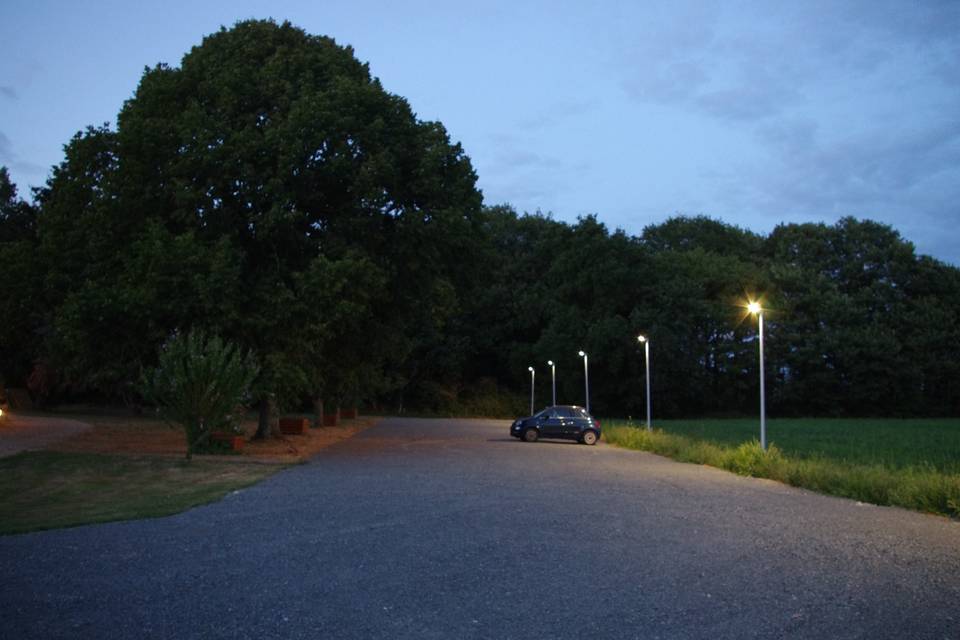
top-left (581, 430), bottom-right (598, 445)
top-left (522, 428), bottom-right (539, 443)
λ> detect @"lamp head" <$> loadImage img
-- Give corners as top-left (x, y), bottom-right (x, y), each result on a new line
top-left (578, 350), bottom-right (586, 357)
top-left (528, 366), bottom-right (534, 372)
top-left (547, 360), bottom-right (553, 366)
top-left (747, 301), bottom-right (762, 315)
top-left (637, 335), bottom-right (646, 343)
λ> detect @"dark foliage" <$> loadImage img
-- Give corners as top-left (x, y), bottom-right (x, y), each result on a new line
top-left (1, 21), bottom-right (958, 419)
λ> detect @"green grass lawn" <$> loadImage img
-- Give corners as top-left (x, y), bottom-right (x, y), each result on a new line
top-left (604, 418), bottom-right (960, 519)
top-left (0, 451), bottom-right (285, 535)
top-left (621, 418), bottom-right (960, 473)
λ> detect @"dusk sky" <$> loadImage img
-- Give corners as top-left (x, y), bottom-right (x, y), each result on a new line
top-left (3, 1), bottom-right (958, 263)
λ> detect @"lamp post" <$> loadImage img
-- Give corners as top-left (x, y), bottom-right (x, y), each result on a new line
top-left (578, 350), bottom-right (590, 413)
top-left (547, 360), bottom-right (556, 406)
top-left (748, 301), bottom-right (766, 450)
top-left (637, 335), bottom-right (651, 431)
top-left (527, 366), bottom-right (535, 416)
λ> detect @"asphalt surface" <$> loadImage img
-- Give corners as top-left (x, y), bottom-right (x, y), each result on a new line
top-left (2, 417), bottom-right (959, 639)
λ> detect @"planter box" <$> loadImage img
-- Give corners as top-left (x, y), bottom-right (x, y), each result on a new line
top-left (340, 408), bottom-right (358, 419)
top-left (211, 432), bottom-right (245, 451)
top-left (279, 417), bottom-right (308, 435)
top-left (322, 413), bottom-right (339, 427)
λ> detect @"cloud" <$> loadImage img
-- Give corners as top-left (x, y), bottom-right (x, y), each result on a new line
top-left (616, 2), bottom-right (959, 122)
top-left (492, 148), bottom-right (563, 171)
top-left (515, 99), bottom-right (596, 131)
top-left (0, 131), bottom-right (47, 190)
top-left (0, 86), bottom-right (15, 101)
top-left (0, 131), bottom-right (12, 162)
top-left (606, 2), bottom-right (960, 262)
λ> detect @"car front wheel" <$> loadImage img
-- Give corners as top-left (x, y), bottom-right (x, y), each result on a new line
top-left (581, 430), bottom-right (598, 445)
top-left (522, 428), bottom-right (539, 443)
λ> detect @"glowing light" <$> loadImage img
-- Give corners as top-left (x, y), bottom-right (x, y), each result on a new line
top-left (637, 335), bottom-right (646, 343)
top-left (547, 360), bottom-right (553, 366)
top-left (578, 350), bottom-right (586, 357)
top-left (747, 301), bottom-right (762, 314)
top-left (528, 366), bottom-right (534, 372)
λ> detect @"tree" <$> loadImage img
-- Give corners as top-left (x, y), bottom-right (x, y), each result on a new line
top-left (0, 168), bottom-right (40, 385)
top-left (32, 20), bottom-right (483, 422)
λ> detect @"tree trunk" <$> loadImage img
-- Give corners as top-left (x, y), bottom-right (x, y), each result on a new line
top-left (312, 396), bottom-right (324, 429)
top-left (253, 396), bottom-right (274, 440)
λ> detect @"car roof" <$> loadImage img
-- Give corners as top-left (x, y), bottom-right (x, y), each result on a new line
top-left (540, 405), bottom-right (589, 413)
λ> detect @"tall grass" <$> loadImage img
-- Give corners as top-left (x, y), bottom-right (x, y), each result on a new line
top-left (603, 420), bottom-right (960, 519)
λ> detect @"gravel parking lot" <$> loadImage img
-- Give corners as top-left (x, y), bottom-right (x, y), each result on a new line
top-left (2, 417), bottom-right (958, 639)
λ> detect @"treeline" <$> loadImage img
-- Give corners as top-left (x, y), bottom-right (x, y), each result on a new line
top-left (1, 20), bottom-right (958, 420)
top-left (451, 210), bottom-right (960, 418)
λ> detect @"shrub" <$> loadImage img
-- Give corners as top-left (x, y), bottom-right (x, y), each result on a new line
top-left (141, 330), bottom-right (259, 459)
top-left (723, 441), bottom-right (785, 479)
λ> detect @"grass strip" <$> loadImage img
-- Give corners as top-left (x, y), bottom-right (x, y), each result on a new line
top-left (603, 424), bottom-right (960, 519)
top-left (0, 451), bottom-right (286, 535)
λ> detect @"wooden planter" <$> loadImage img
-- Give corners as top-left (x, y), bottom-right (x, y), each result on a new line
top-left (322, 413), bottom-right (339, 427)
top-left (340, 408), bottom-right (358, 419)
top-left (210, 432), bottom-right (246, 451)
top-left (279, 417), bottom-right (308, 435)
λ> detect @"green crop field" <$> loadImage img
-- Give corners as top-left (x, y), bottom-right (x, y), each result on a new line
top-left (617, 418), bottom-right (960, 473)
top-left (603, 418), bottom-right (960, 518)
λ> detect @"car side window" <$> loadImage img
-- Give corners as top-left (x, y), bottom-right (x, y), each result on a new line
top-left (556, 407), bottom-right (575, 418)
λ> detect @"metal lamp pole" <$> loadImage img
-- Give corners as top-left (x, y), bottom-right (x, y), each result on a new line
top-left (547, 360), bottom-right (556, 406)
top-left (527, 366), bottom-right (535, 416)
top-left (578, 350), bottom-right (590, 413)
top-left (748, 302), bottom-right (766, 450)
top-left (637, 335), bottom-right (651, 431)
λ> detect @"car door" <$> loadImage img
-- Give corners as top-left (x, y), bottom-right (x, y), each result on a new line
top-left (558, 407), bottom-right (579, 437)
top-left (539, 408), bottom-right (564, 438)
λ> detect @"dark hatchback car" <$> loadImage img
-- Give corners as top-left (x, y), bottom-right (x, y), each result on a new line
top-left (510, 405), bottom-right (601, 445)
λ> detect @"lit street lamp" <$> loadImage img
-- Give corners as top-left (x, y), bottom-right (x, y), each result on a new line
top-left (547, 360), bottom-right (556, 406)
top-left (528, 366), bottom-right (535, 416)
top-left (578, 350), bottom-right (590, 413)
top-left (748, 301), bottom-right (766, 450)
top-left (637, 335), bottom-right (651, 431)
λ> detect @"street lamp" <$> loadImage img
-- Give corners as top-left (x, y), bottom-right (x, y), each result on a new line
top-left (748, 301), bottom-right (766, 450)
top-left (637, 335), bottom-right (651, 431)
top-left (578, 350), bottom-right (590, 413)
top-left (547, 360), bottom-right (556, 406)
top-left (527, 366), bottom-right (535, 416)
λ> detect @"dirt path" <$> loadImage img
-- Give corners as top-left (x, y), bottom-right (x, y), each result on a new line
top-left (44, 413), bottom-right (377, 463)
top-left (0, 414), bottom-right (92, 458)
top-left (1, 412), bottom-right (375, 462)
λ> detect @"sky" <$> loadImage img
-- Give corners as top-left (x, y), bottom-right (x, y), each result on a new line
top-left (2, 0), bottom-right (959, 263)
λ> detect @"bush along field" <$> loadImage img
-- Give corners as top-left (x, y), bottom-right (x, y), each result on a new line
top-left (603, 418), bottom-right (960, 519)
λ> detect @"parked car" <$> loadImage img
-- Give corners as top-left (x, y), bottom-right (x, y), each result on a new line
top-left (510, 405), bottom-right (601, 445)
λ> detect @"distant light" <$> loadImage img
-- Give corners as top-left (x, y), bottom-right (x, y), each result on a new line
top-left (547, 360), bottom-right (553, 366)
top-left (748, 301), bottom-right (762, 314)
top-left (637, 335), bottom-right (646, 343)
top-left (578, 350), bottom-right (586, 357)
top-left (528, 366), bottom-right (534, 372)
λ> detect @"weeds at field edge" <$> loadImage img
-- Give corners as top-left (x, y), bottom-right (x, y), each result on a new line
top-left (603, 424), bottom-right (960, 520)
